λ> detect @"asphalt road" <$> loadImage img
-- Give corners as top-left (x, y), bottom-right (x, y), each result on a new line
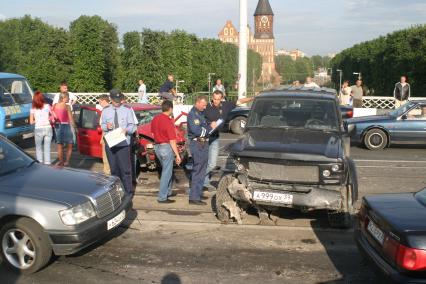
top-left (2, 133), bottom-right (426, 283)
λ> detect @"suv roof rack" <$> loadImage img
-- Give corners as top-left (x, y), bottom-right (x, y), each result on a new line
top-left (265, 85), bottom-right (337, 95)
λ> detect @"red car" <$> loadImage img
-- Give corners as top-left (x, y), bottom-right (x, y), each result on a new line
top-left (77, 103), bottom-right (187, 170)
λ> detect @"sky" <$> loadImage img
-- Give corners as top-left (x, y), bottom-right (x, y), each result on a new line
top-left (1, 0), bottom-right (425, 56)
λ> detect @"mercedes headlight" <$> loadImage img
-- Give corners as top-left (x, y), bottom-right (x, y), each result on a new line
top-left (331, 164), bottom-right (340, 172)
top-left (116, 182), bottom-right (125, 199)
top-left (59, 201), bottom-right (96, 226)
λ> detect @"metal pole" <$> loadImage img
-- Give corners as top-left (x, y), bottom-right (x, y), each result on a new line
top-left (238, 0), bottom-right (248, 99)
top-left (337, 69), bottom-right (342, 91)
top-left (176, 80), bottom-right (179, 94)
top-left (208, 73), bottom-right (215, 96)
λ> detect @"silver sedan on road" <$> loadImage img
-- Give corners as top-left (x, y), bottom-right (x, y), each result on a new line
top-left (0, 135), bottom-right (132, 274)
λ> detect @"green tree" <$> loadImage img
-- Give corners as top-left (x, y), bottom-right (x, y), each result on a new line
top-left (69, 15), bottom-right (119, 92)
top-left (119, 31), bottom-right (143, 92)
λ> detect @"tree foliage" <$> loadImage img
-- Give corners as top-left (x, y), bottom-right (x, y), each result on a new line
top-left (0, 15), bottom-right (263, 94)
top-left (330, 25), bottom-right (426, 96)
top-left (275, 55), bottom-right (315, 84)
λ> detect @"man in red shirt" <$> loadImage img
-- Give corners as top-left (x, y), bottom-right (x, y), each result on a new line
top-left (151, 100), bottom-right (182, 203)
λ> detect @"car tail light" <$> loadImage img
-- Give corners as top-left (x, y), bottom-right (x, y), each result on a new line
top-left (347, 111), bottom-right (353, 118)
top-left (396, 244), bottom-right (426, 271)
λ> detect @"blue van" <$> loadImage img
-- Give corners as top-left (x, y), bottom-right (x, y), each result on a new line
top-left (0, 73), bottom-right (34, 138)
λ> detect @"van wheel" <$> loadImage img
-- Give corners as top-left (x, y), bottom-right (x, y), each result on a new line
top-left (0, 218), bottom-right (52, 274)
top-left (230, 117), bottom-right (247, 135)
top-left (364, 129), bottom-right (387, 150)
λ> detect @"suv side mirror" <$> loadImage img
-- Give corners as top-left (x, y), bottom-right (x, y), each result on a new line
top-left (96, 126), bottom-right (102, 134)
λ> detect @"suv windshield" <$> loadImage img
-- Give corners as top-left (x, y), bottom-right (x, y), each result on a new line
top-left (134, 109), bottom-right (162, 125)
top-left (0, 138), bottom-right (34, 176)
top-left (0, 78), bottom-right (33, 107)
top-left (247, 98), bottom-right (339, 131)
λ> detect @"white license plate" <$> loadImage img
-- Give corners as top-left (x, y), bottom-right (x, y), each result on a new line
top-left (367, 219), bottom-right (385, 245)
top-left (107, 210), bottom-right (126, 230)
top-left (22, 133), bottom-right (34, 139)
top-left (253, 191), bottom-right (293, 204)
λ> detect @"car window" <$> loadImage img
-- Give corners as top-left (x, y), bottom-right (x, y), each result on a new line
top-left (134, 109), bottom-right (161, 125)
top-left (0, 139), bottom-right (34, 176)
top-left (0, 78), bottom-right (33, 106)
top-left (80, 109), bottom-right (100, 129)
top-left (389, 102), bottom-right (416, 117)
top-left (247, 98), bottom-right (339, 131)
top-left (406, 105), bottom-right (426, 120)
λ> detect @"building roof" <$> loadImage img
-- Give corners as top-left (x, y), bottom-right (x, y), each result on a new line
top-left (254, 0), bottom-right (274, 16)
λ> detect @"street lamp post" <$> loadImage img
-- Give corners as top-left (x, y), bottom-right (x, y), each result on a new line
top-left (337, 69), bottom-right (343, 91)
top-left (208, 73), bottom-right (216, 96)
top-left (176, 80), bottom-right (185, 94)
top-left (353, 72), bottom-right (362, 80)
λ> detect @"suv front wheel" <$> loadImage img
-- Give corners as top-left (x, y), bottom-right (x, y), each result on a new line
top-left (0, 217), bottom-right (52, 274)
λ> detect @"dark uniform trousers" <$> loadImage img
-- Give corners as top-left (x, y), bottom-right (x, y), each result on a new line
top-left (105, 143), bottom-right (133, 194)
top-left (189, 140), bottom-right (209, 201)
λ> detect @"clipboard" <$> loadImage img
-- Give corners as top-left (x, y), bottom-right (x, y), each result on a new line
top-left (209, 119), bottom-right (224, 135)
top-left (104, 128), bottom-right (127, 148)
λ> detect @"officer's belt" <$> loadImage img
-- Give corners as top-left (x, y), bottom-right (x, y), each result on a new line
top-left (193, 137), bottom-right (209, 142)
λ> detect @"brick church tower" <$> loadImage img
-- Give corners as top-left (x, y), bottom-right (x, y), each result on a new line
top-left (252, 0), bottom-right (277, 82)
top-left (218, 0), bottom-right (280, 85)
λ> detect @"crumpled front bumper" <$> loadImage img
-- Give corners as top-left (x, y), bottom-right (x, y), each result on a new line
top-left (227, 178), bottom-right (343, 211)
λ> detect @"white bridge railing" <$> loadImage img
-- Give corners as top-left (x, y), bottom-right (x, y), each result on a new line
top-left (58, 93), bottom-right (426, 109)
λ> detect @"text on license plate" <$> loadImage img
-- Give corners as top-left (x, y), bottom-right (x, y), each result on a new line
top-left (367, 219), bottom-right (384, 245)
top-left (107, 210), bottom-right (126, 230)
top-left (253, 191), bottom-right (293, 204)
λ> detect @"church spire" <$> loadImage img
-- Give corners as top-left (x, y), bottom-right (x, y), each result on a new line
top-left (254, 0), bottom-right (274, 16)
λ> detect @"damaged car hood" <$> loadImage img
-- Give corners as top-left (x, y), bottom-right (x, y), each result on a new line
top-left (228, 128), bottom-right (342, 162)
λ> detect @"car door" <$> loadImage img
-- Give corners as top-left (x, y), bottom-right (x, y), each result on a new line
top-left (393, 104), bottom-right (426, 144)
top-left (77, 107), bottom-right (102, 158)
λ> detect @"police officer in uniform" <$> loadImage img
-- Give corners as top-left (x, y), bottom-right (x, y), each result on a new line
top-left (187, 95), bottom-right (217, 205)
top-left (101, 89), bottom-right (137, 195)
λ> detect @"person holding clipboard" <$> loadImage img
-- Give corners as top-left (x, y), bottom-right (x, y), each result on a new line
top-left (101, 89), bottom-right (137, 195)
top-left (203, 90), bottom-right (256, 191)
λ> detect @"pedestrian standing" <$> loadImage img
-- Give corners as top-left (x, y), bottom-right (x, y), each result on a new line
top-left (304, 77), bottom-right (320, 88)
top-left (394, 75), bottom-right (411, 108)
top-left (101, 89), bottom-right (136, 195)
top-left (339, 80), bottom-right (352, 106)
top-left (97, 94), bottom-right (111, 175)
top-left (53, 93), bottom-right (75, 167)
top-left (159, 74), bottom-right (176, 101)
top-left (212, 79), bottom-right (226, 99)
top-left (30, 91), bottom-right (53, 165)
top-left (351, 80), bottom-right (364, 108)
top-left (151, 100), bottom-right (182, 203)
top-left (138, 80), bottom-right (148, 104)
top-left (204, 90), bottom-right (255, 190)
top-left (53, 82), bottom-right (78, 144)
top-left (187, 95), bottom-right (216, 205)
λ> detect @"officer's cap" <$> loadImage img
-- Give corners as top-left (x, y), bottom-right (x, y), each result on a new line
top-left (109, 89), bottom-right (124, 102)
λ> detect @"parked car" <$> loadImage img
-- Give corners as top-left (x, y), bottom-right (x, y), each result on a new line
top-left (215, 86), bottom-right (358, 228)
top-left (347, 101), bottom-right (426, 150)
top-left (77, 103), bottom-right (187, 170)
top-left (224, 104), bottom-right (353, 135)
top-left (0, 73), bottom-right (34, 140)
top-left (0, 135), bottom-right (132, 274)
top-left (356, 190), bottom-right (426, 283)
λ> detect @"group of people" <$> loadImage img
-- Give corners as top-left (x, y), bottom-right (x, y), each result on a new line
top-left (30, 82), bottom-right (77, 167)
top-left (339, 75), bottom-right (411, 108)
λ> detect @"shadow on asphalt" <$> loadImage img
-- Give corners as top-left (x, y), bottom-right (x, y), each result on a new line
top-left (161, 272), bottom-right (182, 284)
top-left (311, 219), bottom-right (380, 284)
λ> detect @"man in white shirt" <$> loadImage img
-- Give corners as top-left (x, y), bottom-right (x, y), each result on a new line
top-left (53, 82), bottom-right (77, 111)
top-left (303, 77), bottom-right (320, 88)
top-left (212, 79), bottom-right (226, 98)
top-left (138, 80), bottom-right (148, 104)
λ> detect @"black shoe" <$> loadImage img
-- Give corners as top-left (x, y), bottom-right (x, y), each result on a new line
top-left (189, 200), bottom-right (207, 206)
top-left (158, 199), bottom-right (175, 204)
top-left (168, 192), bottom-right (178, 197)
top-left (213, 166), bottom-right (221, 171)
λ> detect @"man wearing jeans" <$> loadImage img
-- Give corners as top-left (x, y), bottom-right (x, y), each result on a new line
top-left (151, 100), bottom-right (182, 203)
top-left (204, 90), bottom-right (255, 190)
